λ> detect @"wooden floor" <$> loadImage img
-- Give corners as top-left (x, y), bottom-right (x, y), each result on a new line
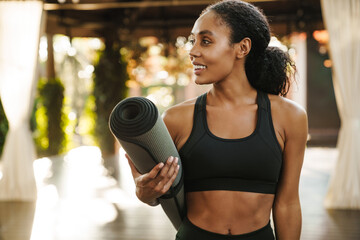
top-left (0, 147), bottom-right (359, 240)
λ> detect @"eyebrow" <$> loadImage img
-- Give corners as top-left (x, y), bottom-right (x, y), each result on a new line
top-left (189, 30), bottom-right (214, 36)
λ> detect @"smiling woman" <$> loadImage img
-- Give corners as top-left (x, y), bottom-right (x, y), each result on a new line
top-left (125, 1), bottom-right (307, 240)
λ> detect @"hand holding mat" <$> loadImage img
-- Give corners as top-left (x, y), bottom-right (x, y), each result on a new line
top-left (109, 96), bottom-right (185, 230)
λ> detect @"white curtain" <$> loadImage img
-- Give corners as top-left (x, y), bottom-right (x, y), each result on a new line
top-left (0, 1), bottom-right (44, 201)
top-left (321, 0), bottom-right (360, 209)
top-left (288, 33), bottom-right (307, 110)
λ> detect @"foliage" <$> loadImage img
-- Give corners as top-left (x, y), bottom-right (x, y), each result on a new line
top-left (0, 99), bottom-right (9, 157)
top-left (0, 98), bottom-right (39, 158)
top-left (34, 78), bottom-right (66, 156)
top-left (124, 37), bottom-right (193, 112)
top-left (77, 93), bottom-right (98, 146)
top-left (93, 41), bottom-right (128, 156)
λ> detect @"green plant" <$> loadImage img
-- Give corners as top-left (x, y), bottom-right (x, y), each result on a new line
top-left (34, 78), bottom-right (66, 156)
top-left (93, 41), bottom-right (128, 156)
top-left (0, 98), bottom-right (38, 158)
top-left (0, 99), bottom-right (9, 156)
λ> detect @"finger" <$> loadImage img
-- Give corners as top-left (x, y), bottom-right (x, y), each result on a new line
top-left (165, 157), bottom-right (179, 179)
top-left (157, 156), bottom-right (175, 180)
top-left (161, 164), bottom-right (180, 194)
top-left (142, 162), bottom-right (165, 182)
top-left (145, 157), bottom-right (174, 188)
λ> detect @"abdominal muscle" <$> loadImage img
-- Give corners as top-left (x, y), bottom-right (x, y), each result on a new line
top-left (186, 190), bottom-right (275, 235)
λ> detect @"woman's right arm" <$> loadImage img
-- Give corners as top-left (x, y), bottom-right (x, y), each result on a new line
top-left (126, 154), bottom-right (180, 206)
top-left (125, 99), bottom-right (194, 206)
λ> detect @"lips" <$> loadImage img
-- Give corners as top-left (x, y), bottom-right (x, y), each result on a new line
top-left (192, 63), bottom-right (207, 75)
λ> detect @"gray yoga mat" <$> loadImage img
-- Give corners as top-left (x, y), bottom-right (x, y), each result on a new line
top-left (109, 96), bottom-right (185, 230)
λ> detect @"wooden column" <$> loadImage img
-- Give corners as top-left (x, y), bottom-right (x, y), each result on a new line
top-left (47, 34), bottom-right (55, 79)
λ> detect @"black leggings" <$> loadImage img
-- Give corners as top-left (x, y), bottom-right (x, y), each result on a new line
top-left (175, 217), bottom-right (275, 240)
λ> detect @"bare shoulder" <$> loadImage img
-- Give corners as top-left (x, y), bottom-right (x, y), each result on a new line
top-left (268, 94), bottom-right (307, 119)
top-left (162, 98), bottom-right (196, 123)
top-left (268, 94), bottom-right (308, 140)
top-left (162, 97), bottom-right (197, 148)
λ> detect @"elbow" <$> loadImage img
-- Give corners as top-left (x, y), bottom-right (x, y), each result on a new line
top-left (273, 197), bottom-right (302, 220)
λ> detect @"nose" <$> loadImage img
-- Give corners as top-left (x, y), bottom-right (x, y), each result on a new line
top-left (189, 44), bottom-right (201, 61)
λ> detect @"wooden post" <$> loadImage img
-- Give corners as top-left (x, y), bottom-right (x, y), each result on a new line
top-left (47, 34), bottom-right (55, 79)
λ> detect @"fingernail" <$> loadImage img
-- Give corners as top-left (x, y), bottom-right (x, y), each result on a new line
top-left (159, 162), bottom-right (164, 168)
top-left (174, 157), bottom-right (178, 164)
top-left (168, 156), bottom-right (174, 163)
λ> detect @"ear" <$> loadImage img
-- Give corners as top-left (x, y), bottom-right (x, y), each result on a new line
top-left (235, 37), bottom-right (251, 59)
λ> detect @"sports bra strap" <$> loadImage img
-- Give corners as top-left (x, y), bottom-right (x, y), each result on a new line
top-left (257, 91), bottom-right (268, 111)
top-left (194, 93), bottom-right (206, 115)
top-left (178, 93), bottom-right (207, 156)
top-left (257, 91), bottom-right (283, 156)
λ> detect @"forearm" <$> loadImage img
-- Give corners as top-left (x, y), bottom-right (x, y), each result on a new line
top-left (273, 200), bottom-right (302, 240)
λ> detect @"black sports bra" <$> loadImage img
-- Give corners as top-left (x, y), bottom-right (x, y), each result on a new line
top-left (178, 91), bottom-right (283, 194)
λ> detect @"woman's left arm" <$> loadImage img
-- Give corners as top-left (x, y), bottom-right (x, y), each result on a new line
top-left (272, 101), bottom-right (308, 240)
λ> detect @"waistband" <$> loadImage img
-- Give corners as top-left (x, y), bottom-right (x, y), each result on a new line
top-left (180, 216), bottom-right (274, 239)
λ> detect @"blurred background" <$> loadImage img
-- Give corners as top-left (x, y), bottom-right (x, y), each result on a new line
top-left (0, 0), bottom-right (359, 240)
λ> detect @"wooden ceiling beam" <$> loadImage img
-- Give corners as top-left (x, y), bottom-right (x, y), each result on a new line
top-left (43, 0), bottom-right (279, 11)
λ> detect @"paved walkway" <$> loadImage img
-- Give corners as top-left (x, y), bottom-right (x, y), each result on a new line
top-left (0, 147), bottom-right (359, 240)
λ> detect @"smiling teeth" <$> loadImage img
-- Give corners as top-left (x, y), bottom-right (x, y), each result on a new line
top-left (194, 65), bottom-right (206, 70)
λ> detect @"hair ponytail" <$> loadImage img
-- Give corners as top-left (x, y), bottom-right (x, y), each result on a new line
top-left (245, 46), bottom-right (295, 96)
top-left (206, 0), bottom-right (295, 96)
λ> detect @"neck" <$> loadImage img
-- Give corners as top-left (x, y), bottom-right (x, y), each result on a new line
top-left (208, 71), bottom-right (257, 107)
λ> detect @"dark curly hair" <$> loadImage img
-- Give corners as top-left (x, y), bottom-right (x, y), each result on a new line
top-left (203, 0), bottom-right (295, 96)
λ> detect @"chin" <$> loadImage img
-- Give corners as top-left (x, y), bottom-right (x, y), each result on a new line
top-left (195, 80), bottom-right (205, 85)
top-left (194, 76), bottom-right (214, 85)
top-left (195, 80), bottom-right (209, 85)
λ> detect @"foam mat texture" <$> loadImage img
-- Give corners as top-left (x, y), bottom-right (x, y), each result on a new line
top-left (109, 97), bottom-right (185, 229)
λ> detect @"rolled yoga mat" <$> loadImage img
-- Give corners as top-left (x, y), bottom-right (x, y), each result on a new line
top-left (109, 97), bottom-right (185, 230)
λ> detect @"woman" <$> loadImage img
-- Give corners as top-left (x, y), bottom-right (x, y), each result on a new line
top-left (126, 0), bottom-right (308, 239)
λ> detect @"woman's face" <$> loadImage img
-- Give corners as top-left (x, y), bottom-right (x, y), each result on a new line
top-left (189, 11), bottom-right (237, 85)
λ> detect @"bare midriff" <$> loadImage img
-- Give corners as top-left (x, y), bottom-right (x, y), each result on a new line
top-left (186, 190), bottom-right (275, 235)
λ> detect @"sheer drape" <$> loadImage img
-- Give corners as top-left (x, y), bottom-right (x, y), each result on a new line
top-left (288, 33), bottom-right (307, 109)
top-left (321, 0), bottom-right (360, 209)
top-left (0, 1), bottom-right (43, 201)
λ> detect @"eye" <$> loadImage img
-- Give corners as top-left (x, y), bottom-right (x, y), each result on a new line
top-left (188, 39), bottom-right (195, 45)
top-left (201, 38), bottom-right (212, 46)
top-left (202, 39), bottom-right (211, 45)
top-left (187, 36), bottom-right (195, 45)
